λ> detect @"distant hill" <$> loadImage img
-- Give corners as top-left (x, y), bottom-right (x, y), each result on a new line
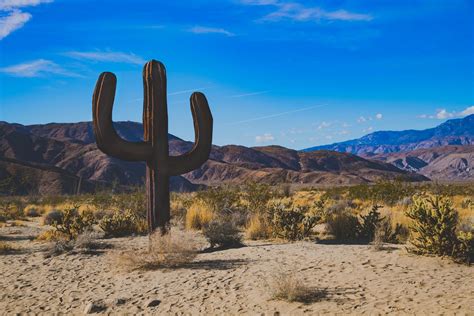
top-left (303, 114), bottom-right (474, 155)
top-left (370, 145), bottom-right (474, 182)
top-left (0, 121), bottom-right (426, 195)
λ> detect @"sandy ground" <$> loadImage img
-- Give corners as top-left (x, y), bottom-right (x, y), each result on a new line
top-left (0, 220), bottom-right (473, 315)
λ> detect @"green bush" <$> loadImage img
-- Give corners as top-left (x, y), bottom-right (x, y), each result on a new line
top-left (51, 207), bottom-right (95, 240)
top-left (268, 202), bottom-right (320, 241)
top-left (242, 182), bottom-right (274, 214)
top-left (99, 210), bottom-right (147, 237)
top-left (358, 205), bottom-right (384, 241)
top-left (202, 218), bottom-right (243, 248)
top-left (43, 210), bottom-right (64, 225)
top-left (326, 210), bottom-right (360, 241)
top-left (406, 195), bottom-right (473, 263)
top-left (406, 195), bottom-right (459, 257)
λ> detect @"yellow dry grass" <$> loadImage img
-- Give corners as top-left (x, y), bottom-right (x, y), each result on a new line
top-left (185, 200), bottom-right (214, 230)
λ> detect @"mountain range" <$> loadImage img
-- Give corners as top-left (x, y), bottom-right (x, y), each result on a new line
top-left (303, 115), bottom-right (474, 181)
top-left (0, 121), bottom-right (426, 195)
top-left (304, 114), bottom-right (474, 155)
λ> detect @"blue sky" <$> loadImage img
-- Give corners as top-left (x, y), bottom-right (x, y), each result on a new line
top-left (0, 0), bottom-right (473, 149)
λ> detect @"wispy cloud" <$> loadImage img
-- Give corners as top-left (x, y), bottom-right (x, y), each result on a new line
top-left (240, 0), bottom-right (373, 23)
top-left (0, 0), bottom-right (52, 40)
top-left (0, 0), bottom-right (52, 10)
top-left (418, 106), bottom-right (474, 120)
top-left (255, 133), bottom-right (275, 143)
top-left (0, 59), bottom-right (79, 77)
top-left (188, 26), bottom-right (235, 36)
top-left (228, 104), bottom-right (325, 125)
top-left (229, 90), bottom-right (269, 98)
top-left (64, 51), bottom-right (145, 65)
top-left (375, 113), bottom-right (383, 120)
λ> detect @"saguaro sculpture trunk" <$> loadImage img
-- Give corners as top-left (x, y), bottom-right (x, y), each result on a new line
top-left (92, 60), bottom-right (213, 233)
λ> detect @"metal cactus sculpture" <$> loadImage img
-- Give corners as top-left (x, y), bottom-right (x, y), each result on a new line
top-left (92, 60), bottom-right (213, 233)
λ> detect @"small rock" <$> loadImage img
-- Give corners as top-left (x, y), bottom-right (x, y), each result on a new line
top-left (83, 301), bottom-right (105, 314)
top-left (144, 299), bottom-right (161, 308)
top-left (105, 298), bottom-right (126, 306)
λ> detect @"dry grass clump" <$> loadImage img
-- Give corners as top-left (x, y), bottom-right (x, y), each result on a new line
top-left (269, 271), bottom-right (315, 303)
top-left (36, 229), bottom-right (68, 242)
top-left (0, 241), bottom-right (16, 255)
top-left (113, 230), bottom-right (200, 271)
top-left (185, 201), bottom-right (214, 230)
top-left (75, 231), bottom-right (105, 251)
top-left (246, 215), bottom-right (271, 240)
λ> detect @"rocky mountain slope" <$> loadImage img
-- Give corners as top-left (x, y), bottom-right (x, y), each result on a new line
top-left (0, 121), bottom-right (426, 195)
top-left (303, 114), bottom-right (474, 155)
top-left (370, 145), bottom-right (474, 182)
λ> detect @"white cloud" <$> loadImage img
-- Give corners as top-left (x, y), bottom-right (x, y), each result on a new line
top-left (230, 90), bottom-right (269, 98)
top-left (189, 26), bottom-right (235, 36)
top-left (363, 126), bottom-right (373, 133)
top-left (0, 9), bottom-right (30, 39)
top-left (417, 107), bottom-right (474, 120)
top-left (241, 0), bottom-right (372, 23)
top-left (0, 0), bottom-right (52, 9)
top-left (357, 116), bottom-right (367, 123)
top-left (255, 133), bottom-right (275, 143)
top-left (0, 59), bottom-right (78, 77)
top-left (375, 113), bottom-right (383, 120)
top-left (64, 51), bottom-right (145, 65)
top-left (0, 0), bottom-right (52, 40)
top-left (460, 106), bottom-right (474, 117)
top-left (317, 121), bottom-right (331, 130)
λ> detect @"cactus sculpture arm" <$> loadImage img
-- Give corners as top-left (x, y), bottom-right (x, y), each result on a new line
top-left (92, 60), bottom-right (213, 232)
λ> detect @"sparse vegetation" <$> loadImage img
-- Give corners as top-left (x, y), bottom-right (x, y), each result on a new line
top-left (0, 241), bottom-right (16, 255)
top-left (202, 219), bottom-right (243, 248)
top-left (268, 202), bottom-right (320, 241)
top-left (185, 200), bottom-right (214, 230)
top-left (99, 210), bottom-right (147, 237)
top-left (113, 230), bottom-right (199, 271)
top-left (406, 195), bottom-right (473, 263)
top-left (269, 270), bottom-right (314, 303)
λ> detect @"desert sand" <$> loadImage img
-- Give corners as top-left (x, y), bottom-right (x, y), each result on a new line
top-left (1, 221), bottom-right (473, 315)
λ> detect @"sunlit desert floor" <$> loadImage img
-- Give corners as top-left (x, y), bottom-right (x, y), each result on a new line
top-left (1, 221), bottom-right (473, 315)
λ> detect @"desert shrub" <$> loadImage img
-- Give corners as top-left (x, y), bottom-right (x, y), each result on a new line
top-left (348, 180), bottom-right (416, 206)
top-left (202, 219), bottom-right (243, 248)
top-left (373, 215), bottom-right (408, 244)
top-left (278, 184), bottom-right (292, 198)
top-left (99, 210), bottom-right (147, 237)
top-left (0, 241), bottom-right (16, 255)
top-left (358, 205), bottom-right (384, 241)
top-left (112, 190), bottom-right (146, 218)
top-left (195, 186), bottom-right (241, 215)
top-left (0, 200), bottom-right (24, 221)
top-left (43, 240), bottom-right (74, 258)
top-left (92, 209), bottom-right (114, 221)
top-left (242, 182), bottom-right (274, 214)
top-left (268, 202), bottom-right (320, 241)
top-left (455, 230), bottom-right (474, 264)
top-left (75, 231), bottom-right (105, 251)
top-left (51, 207), bottom-right (95, 240)
top-left (246, 215), bottom-right (271, 240)
top-left (114, 230), bottom-right (199, 271)
top-left (36, 229), bottom-right (68, 241)
top-left (461, 198), bottom-right (473, 209)
top-left (406, 195), bottom-right (459, 257)
top-left (185, 200), bottom-right (214, 230)
top-left (326, 210), bottom-right (360, 241)
top-left (23, 205), bottom-right (41, 217)
top-left (43, 210), bottom-right (64, 226)
top-left (269, 271), bottom-right (313, 302)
